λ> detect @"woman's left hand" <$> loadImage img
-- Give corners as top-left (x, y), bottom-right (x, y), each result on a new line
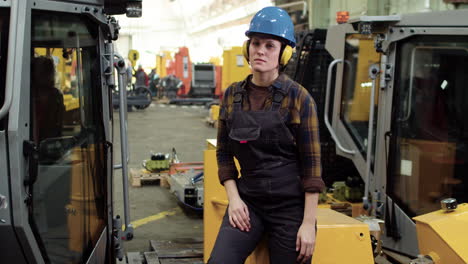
top-left (296, 222), bottom-right (316, 263)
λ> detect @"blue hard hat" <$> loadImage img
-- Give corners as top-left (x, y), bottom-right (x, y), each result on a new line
top-left (245, 6), bottom-right (296, 48)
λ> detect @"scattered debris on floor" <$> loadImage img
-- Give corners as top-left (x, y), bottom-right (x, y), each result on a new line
top-left (122, 238), bottom-right (203, 264)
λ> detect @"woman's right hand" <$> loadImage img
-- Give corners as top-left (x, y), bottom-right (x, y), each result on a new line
top-left (228, 197), bottom-right (251, 232)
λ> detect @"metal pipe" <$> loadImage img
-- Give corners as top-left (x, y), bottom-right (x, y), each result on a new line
top-left (114, 52), bottom-right (133, 239)
top-left (363, 64), bottom-right (379, 210)
top-left (113, 156), bottom-right (129, 170)
top-left (75, 37), bottom-right (85, 127)
top-left (104, 43), bottom-right (130, 171)
top-left (277, 0), bottom-right (306, 9)
top-left (0, 0), bottom-right (17, 121)
top-left (324, 59), bottom-right (356, 155)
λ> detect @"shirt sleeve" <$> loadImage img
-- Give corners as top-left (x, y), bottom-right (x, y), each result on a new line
top-left (216, 85), bottom-right (239, 184)
top-left (296, 87), bottom-right (325, 193)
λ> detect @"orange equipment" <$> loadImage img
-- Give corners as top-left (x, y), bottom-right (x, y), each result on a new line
top-left (172, 47), bottom-right (192, 96)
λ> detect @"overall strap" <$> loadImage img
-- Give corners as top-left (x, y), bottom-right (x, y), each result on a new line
top-left (270, 77), bottom-right (293, 111)
top-left (232, 80), bottom-right (246, 112)
top-left (270, 91), bottom-right (286, 111)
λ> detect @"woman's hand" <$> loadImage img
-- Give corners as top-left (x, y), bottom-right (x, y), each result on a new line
top-left (296, 222), bottom-right (316, 263)
top-left (228, 197), bottom-right (251, 232)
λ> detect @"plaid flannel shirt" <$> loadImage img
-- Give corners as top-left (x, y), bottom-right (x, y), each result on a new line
top-left (216, 74), bottom-right (325, 193)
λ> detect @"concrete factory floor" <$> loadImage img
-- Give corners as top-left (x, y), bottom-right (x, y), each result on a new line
top-left (113, 102), bottom-right (217, 253)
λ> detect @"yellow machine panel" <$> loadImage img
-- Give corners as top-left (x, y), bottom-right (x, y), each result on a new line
top-left (156, 51), bottom-right (172, 78)
top-left (204, 140), bottom-right (374, 264)
top-left (221, 47), bottom-right (251, 92)
top-left (209, 57), bottom-right (221, 66)
top-left (34, 47), bottom-right (80, 112)
top-left (312, 209), bottom-right (374, 264)
top-left (203, 139), bottom-right (231, 263)
top-left (210, 105), bottom-right (219, 122)
top-left (63, 94), bottom-right (79, 112)
top-left (203, 139), bottom-right (276, 264)
top-left (67, 145), bottom-right (105, 253)
top-left (413, 203), bottom-right (468, 264)
top-left (347, 37), bottom-right (381, 122)
top-left (128, 49), bottom-right (140, 68)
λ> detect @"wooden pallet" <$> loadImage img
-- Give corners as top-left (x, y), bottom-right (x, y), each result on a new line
top-left (130, 168), bottom-right (170, 188)
top-left (124, 239), bottom-right (203, 264)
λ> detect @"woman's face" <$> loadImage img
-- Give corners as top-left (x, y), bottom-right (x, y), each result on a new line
top-left (248, 36), bottom-right (282, 74)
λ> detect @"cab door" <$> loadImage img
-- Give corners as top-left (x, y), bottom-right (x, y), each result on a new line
top-left (3, 1), bottom-right (113, 263)
top-left (325, 23), bottom-right (382, 187)
top-left (29, 10), bottom-right (109, 264)
top-left (381, 24), bottom-right (468, 258)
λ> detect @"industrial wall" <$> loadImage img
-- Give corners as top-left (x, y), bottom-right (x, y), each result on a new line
top-left (308, 0), bottom-right (453, 28)
top-left (113, 0), bottom-right (460, 67)
top-left (114, 0), bottom-right (274, 66)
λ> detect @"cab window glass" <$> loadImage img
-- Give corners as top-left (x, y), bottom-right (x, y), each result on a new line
top-left (341, 34), bottom-right (380, 157)
top-left (30, 11), bottom-right (106, 263)
top-left (389, 36), bottom-right (468, 216)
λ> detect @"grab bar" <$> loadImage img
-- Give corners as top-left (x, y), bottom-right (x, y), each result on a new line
top-left (324, 59), bottom-right (356, 155)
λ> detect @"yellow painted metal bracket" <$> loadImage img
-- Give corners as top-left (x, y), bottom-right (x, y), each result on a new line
top-left (211, 197), bottom-right (228, 206)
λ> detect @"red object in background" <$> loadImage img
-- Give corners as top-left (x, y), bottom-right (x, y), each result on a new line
top-left (169, 162), bottom-right (203, 176)
top-left (214, 65), bottom-right (222, 98)
top-left (174, 47), bottom-right (192, 96)
top-left (166, 60), bottom-right (175, 76)
top-left (336, 11), bottom-right (349, 24)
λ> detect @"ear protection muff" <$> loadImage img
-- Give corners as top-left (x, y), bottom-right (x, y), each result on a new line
top-left (243, 40), bottom-right (293, 66)
top-left (280, 45), bottom-right (293, 66)
top-left (242, 40), bottom-right (250, 62)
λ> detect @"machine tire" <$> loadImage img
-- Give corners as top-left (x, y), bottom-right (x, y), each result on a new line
top-left (131, 86), bottom-right (152, 109)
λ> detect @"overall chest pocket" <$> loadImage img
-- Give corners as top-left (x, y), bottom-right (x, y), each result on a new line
top-left (228, 126), bottom-right (261, 142)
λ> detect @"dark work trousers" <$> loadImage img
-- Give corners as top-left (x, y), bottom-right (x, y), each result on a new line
top-left (209, 88), bottom-right (310, 264)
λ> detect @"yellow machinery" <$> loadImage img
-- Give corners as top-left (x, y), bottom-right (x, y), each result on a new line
top-left (205, 8), bottom-right (468, 263)
top-left (206, 104), bottom-right (220, 128)
top-left (206, 47), bottom-right (251, 126)
top-left (323, 9), bottom-right (468, 263)
top-left (63, 94), bottom-right (80, 112)
top-left (34, 47), bottom-right (80, 112)
top-left (221, 46), bottom-right (251, 93)
top-left (209, 56), bottom-right (221, 66)
top-left (128, 49), bottom-right (140, 68)
top-left (203, 139), bottom-right (374, 264)
top-left (414, 203), bottom-right (468, 264)
top-left (156, 51), bottom-right (173, 78)
top-left (346, 35), bottom-right (380, 122)
top-left (66, 145), bottom-right (105, 253)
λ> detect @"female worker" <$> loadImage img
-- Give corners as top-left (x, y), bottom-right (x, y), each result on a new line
top-left (209, 6), bottom-right (325, 264)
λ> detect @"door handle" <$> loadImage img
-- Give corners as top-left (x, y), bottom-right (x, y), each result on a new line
top-left (324, 59), bottom-right (356, 155)
top-left (0, 0), bottom-right (17, 122)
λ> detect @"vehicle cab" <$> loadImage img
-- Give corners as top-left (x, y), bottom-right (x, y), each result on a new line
top-left (0, 1), bottom-right (140, 263)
